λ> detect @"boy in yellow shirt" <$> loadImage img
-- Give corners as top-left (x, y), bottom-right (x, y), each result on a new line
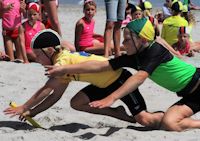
top-left (4, 29), bottom-right (163, 128)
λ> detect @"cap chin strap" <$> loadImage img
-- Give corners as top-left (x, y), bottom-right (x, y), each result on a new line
top-left (130, 33), bottom-right (139, 54)
top-left (40, 49), bottom-right (54, 65)
top-left (55, 45), bottom-right (61, 52)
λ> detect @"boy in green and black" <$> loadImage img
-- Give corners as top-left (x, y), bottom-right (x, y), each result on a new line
top-left (46, 18), bottom-right (200, 131)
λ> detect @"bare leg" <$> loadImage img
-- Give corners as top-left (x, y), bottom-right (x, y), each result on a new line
top-left (83, 40), bottom-right (104, 55)
top-left (84, 47), bottom-right (105, 55)
top-left (161, 105), bottom-right (200, 131)
top-left (14, 37), bottom-right (23, 60)
top-left (44, 0), bottom-right (62, 36)
top-left (3, 36), bottom-right (15, 61)
top-left (70, 91), bottom-right (136, 123)
top-left (104, 21), bottom-right (114, 58)
top-left (135, 111), bottom-right (164, 129)
top-left (27, 51), bottom-right (37, 62)
top-left (113, 22), bottom-right (122, 58)
top-left (61, 40), bottom-right (76, 52)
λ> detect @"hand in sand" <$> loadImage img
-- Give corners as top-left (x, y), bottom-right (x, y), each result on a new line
top-left (89, 95), bottom-right (115, 109)
top-left (4, 106), bottom-right (32, 122)
top-left (44, 65), bottom-right (66, 77)
top-left (4, 106), bottom-right (27, 117)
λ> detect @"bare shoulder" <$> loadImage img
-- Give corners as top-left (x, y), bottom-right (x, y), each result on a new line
top-left (40, 22), bottom-right (45, 30)
top-left (76, 18), bottom-right (84, 27)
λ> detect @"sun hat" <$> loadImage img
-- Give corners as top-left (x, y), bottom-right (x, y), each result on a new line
top-left (126, 18), bottom-right (155, 41)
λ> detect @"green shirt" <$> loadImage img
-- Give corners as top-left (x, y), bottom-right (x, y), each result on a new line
top-left (149, 57), bottom-right (196, 92)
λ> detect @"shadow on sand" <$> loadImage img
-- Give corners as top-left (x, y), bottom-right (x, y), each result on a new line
top-left (49, 122), bottom-right (157, 140)
top-left (0, 121), bottom-right (157, 140)
top-left (0, 121), bottom-right (34, 130)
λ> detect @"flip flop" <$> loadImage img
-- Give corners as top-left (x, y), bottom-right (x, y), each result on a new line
top-left (13, 59), bottom-right (24, 63)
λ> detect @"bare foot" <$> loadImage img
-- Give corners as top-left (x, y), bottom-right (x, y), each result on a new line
top-left (150, 111), bottom-right (164, 129)
top-left (0, 52), bottom-right (10, 61)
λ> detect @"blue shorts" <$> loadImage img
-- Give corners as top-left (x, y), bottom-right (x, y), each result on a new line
top-left (104, 0), bottom-right (126, 22)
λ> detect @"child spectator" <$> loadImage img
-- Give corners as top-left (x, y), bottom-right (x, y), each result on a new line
top-left (142, 1), bottom-right (160, 37)
top-left (172, 26), bottom-right (193, 56)
top-left (75, 0), bottom-right (105, 55)
top-left (173, 26), bottom-right (200, 57)
top-left (19, 2), bottom-right (45, 63)
top-left (1, 0), bottom-right (26, 61)
top-left (122, 0), bottom-right (140, 26)
top-left (24, 0), bottom-right (40, 19)
top-left (130, 4), bottom-right (143, 20)
top-left (161, 0), bottom-right (188, 46)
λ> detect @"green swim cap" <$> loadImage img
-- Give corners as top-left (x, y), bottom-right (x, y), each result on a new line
top-left (126, 18), bottom-right (155, 41)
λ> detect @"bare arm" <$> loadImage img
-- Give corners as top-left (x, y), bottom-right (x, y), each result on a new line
top-left (4, 78), bottom-right (68, 117)
top-left (45, 60), bottom-right (112, 77)
top-left (29, 79), bottom-right (68, 116)
top-left (74, 20), bottom-right (83, 51)
top-left (40, 22), bottom-right (46, 30)
top-left (89, 71), bottom-right (149, 108)
top-left (155, 36), bottom-right (182, 58)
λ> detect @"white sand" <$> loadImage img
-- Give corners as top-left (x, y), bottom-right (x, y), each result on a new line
top-left (1, 4), bottom-right (200, 141)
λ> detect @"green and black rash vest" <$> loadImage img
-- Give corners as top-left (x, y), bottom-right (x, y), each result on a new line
top-left (109, 42), bottom-right (196, 92)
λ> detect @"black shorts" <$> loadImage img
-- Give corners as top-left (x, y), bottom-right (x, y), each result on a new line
top-left (175, 68), bottom-right (200, 114)
top-left (80, 69), bottom-right (147, 116)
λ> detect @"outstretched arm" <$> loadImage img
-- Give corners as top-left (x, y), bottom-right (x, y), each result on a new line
top-left (28, 79), bottom-right (68, 117)
top-left (89, 70), bottom-right (148, 108)
top-left (4, 78), bottom-right (68, 118)
top-left (155, 36), bottom-right (182, 58)
top-left (45, 60), bottom-right (112, 77)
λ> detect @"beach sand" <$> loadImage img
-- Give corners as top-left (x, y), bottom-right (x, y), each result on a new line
top-left (1, 5), bottom-right (200, 141)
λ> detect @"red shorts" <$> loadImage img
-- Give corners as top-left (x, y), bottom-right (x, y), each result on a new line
top-left (94, 36), bottom-right (104, 43)
top-left (3, 28), bottom-right (19, 40)
top-left (79, 36), bottom-right (104, 51)
top-left (80, 44), bottom-right (93, 51)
